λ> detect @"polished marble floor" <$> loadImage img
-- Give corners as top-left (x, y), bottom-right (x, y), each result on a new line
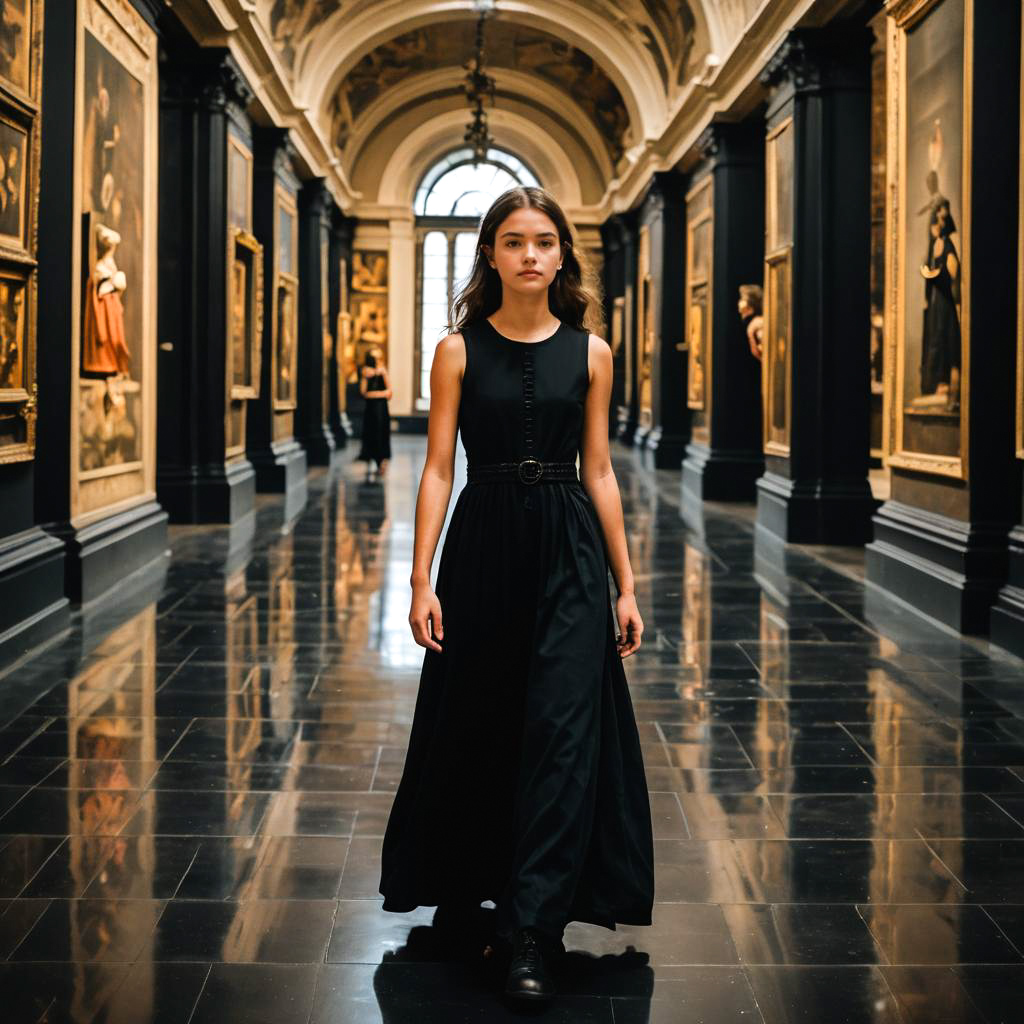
top-left (1, 437), bottom-right (1024, 1022)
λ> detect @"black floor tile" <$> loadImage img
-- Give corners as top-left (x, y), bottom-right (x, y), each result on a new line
top-left (9, 898), bottom-right (165, 962)
top-left (746, 965), bottom-right (903, 1022)
top-left (861, 904), bottom-right (1022, 964)
top-left (190, 964), bottom-right (318, 1024)
top-left (153, 899), bottom-right (335, 962)
top-left (724, 903), bottom-right (882, 965)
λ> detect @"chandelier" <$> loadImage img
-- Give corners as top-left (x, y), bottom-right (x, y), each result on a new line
top-left (464, 0), bottom-right (496, 164)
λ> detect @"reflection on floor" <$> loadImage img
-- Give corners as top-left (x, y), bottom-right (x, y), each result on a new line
top-left (1, 435), bottom-right (1023, 1022)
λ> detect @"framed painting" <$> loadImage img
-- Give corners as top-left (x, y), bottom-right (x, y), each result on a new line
top-left (0, 267), bottom-right (32, 461)
top-left (764, 115), bottom-right (794, 456)
top-left (337, 255), bottom-right (350, 410)
top-left (272, 183), bottom-right (298, 411)
top-left (885, 0), bottom-right (970, 478)
top-left (637, 223), bottom-right (653, 429)
top-left (0, 114), bottom-right (26, 249)
top-left (72, 0), bottom-right (157, 519)
top-left (227, 227), bottom-right (263, 399)
top-left (0, 0), bottom-right (40, 464)
top-left (685, 175), bottom-right (713, 414)
top-left (352, 249), bottom-right (387, 292)
top-left (0, 0), bottom-right (33, 99)
top-left (227, 131), bottom-right (252, 232)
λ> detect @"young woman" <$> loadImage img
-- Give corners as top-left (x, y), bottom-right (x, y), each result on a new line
top-left (355, 346), bottom-right (392, 478)
top-left (378, 186), bottom-right (654, 1005)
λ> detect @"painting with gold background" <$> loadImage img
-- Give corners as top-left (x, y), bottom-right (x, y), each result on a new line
top-left (0, 0), bottom-right (41, 465)
top-left (75, 0), bottom-right (157, 518)
top-left (350, 248), bottom-right (388, 379)
top-left (636, 224), bottom-right (653, 429)
top-left (764, 115), bottom-right (794, 456)
top-left (337, 254), bottom-right (351, 411)
top-left (685, 176), bottom-right (713, 422)
top-left (273, 183), bottom-right (299, 410)
top-left (885, 0), bottom-right (969, 478)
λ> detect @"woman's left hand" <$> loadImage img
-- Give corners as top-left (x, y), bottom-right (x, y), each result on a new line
top-left (615, 592), bottom-right (643, 658)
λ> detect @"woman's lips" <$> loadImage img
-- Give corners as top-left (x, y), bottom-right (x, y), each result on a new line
top-left (519, 271), bottom-right (541, 277)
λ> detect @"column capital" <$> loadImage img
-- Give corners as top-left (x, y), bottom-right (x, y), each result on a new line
top-left (760, 26), bottom-right (872, 96)
top-left (160, 48), bottom-right (254, 117)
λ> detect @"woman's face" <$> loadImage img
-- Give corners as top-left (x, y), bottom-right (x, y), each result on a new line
top-left (485, 207), bottom-right (563, 294)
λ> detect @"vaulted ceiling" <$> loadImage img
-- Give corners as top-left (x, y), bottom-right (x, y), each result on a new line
top-left (255, 0), bottom-right (757, 209)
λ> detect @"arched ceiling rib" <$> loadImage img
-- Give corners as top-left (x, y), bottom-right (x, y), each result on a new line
top-left (340, 68), bottom-right (615, 189)
top-left (259, 1), bottom-right (716, 206)
top-left (371, 108), bottom-right (586, 211)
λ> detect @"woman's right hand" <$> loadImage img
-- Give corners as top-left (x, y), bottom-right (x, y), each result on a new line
top-left (409, 582), bottom-right (443, 652)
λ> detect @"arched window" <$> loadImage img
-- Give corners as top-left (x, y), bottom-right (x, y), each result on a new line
top-left (414, 148), bottom-right (539, 409)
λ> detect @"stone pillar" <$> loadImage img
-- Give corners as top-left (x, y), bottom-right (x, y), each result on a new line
top-left (754, 27), bottom-right (876, 544)
top-left (682, 118), bottom-right (766, 503)
top-left (35, 0), bottom-right (168, 605)
top-left (867, 1), bottom-right (1022, 633)
top-left (600, 215), bottom-right (628, 439)
top-left (247, 126), bottom-right (307, 508)
top-left (0, 1), bottom-right (68, 660)
top-left (157, 49), bottom-right (257, 524)
top-left (636, 172), bottom-right (688, 468)
top-left (296, 178), bottom-right (338, 466)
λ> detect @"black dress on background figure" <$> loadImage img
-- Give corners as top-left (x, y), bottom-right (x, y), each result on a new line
top-left (357, 370), bottom-right (392, 465)
top-left (379, 317), bottom-right (655, 946)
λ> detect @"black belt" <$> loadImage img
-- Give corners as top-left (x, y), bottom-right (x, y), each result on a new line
top-left (467, 459), bottom-right (579, 485)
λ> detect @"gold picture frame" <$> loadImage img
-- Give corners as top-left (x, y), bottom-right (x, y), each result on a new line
top-left (337, 255), bottom-right (350, 410)
top-left (884, 0), bottom-right (971, 479)
top-left (272, 183), bottom-right (298, 411)
top-left (0, 0), bottom-right (34, 99)
top-left (685, 175), bottom-right (713, 416)
top-left (227, 227), bottom-right (263, 400)
top-left (72, 0), bottom-right (157, 520)
top-left (0, 0), bottom-right (41, 466)
top-left (764, 115), bottom-right (794, 456)
top-left (637, 223), bottom-right (653, 429)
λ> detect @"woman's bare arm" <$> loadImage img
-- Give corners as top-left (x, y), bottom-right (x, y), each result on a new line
top-left (408, 334), bottom-right (465, 651)
top-left (579, 335), bottom-right (643, 656)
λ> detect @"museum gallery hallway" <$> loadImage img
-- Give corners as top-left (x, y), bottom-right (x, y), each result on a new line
top-left (0, 438), bottom-right (1020, 1022)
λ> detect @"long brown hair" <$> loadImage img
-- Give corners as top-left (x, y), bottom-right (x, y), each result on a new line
top-left (449, 186), bottom-right (604, 336)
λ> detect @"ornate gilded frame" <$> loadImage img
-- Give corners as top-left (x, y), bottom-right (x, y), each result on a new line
top-left (685, 175), bottom-right (713, 416)
top-left (272, 182), bottom-right (299, 412)
top-left (70, 0), bottom-right (157, 522)
top-left (764, 115), bottom-right (794, 457)
top-left (883, 0), bottom-right (972, 479)
top-left (637, 222), bottom-right (653, 429)
top-left (227, 227), bottom-right (263, 401)
top-left (0, 0), bottom-right (42, 465)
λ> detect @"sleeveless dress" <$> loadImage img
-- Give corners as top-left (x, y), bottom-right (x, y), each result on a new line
top-left (356, 371), bottom-right (392, 464)
top-left (378, 317), bottom-right (655, 945)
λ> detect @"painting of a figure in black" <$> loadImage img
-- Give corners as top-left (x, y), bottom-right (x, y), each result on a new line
top-left (915, 196), bottom-right (961, 412)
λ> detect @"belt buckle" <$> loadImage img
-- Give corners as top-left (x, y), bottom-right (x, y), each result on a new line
top-left (517, 458), bottom-right (543, 485)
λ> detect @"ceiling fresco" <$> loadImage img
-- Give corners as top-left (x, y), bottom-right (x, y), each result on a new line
top-left (580, 1), bottom-right (700, 93)
top-left (267, 0), bottom-right (351, 68)
top-left (266, 2), bottom-right (705, 93)
top-left (327, 20), bottom-right (631, 164)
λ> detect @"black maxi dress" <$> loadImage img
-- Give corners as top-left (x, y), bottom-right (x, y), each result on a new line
top-left (378, 317), bottom-right (654, 945)
top-left (357, 372), bottom-right (392, 465)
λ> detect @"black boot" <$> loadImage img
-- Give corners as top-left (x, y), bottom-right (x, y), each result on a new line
top-left (503, 927), bottom-right (555, 1002)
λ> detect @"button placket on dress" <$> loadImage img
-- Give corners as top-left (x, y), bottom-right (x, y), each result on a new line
top-left (522, 348), bottom-right (536, 510)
